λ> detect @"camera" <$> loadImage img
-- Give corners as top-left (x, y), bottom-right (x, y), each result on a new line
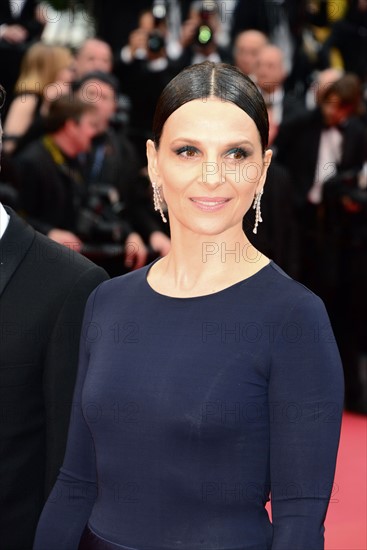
top-left (147, 31), bottom-right (165, 53)
top-left (147, 1), bottom-right (167, 53)
top-left (195, 4), bottom-right (216, 46)
top-left (76, 184), bottom-right (129, 251)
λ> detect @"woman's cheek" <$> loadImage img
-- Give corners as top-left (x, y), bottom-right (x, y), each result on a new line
top-left (161, 163), bottom-right (195, 190)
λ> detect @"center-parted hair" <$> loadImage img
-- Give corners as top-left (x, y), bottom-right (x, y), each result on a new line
top-left (152, 61), bottom-right (269, 153)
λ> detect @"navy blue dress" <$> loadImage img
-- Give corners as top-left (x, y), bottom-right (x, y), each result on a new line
top-left (33, 260), bottom-right (344, 550)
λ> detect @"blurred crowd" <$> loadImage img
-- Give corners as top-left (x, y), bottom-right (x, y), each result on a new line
top-left (1, 0), bottom-right (367, 412)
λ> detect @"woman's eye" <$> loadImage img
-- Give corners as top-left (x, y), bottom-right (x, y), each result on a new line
top-left (226, 148), bottom-right (249, 160)
top-left (175, 146), bottom-right (199, 158)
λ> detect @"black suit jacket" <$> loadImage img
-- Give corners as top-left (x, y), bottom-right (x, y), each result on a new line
top-left (0, 0), bottom-right (43, 112)
top-left (93, 0), bottom-right (192, 54)
top-left (281, 90), bottom-right (307, 123)
top-left (275, 108), bottom-right (367, 208)
top-left (231, 0), bottom-right (307, 41)
top-left (15, 137), bottom-right (85, 235)
top-left (0, 208), bottom-right (108, 550)
top-left (0, 0), bottom-right (42, 37)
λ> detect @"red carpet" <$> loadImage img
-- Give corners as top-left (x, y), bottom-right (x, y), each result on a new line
top-left (325, 412), bottom-right (367, 549)
top-left (266, 411), bottom-right (367, 548)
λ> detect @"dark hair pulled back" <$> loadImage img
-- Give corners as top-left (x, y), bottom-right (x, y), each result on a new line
top-left (152, 62), bottom-right (269, 153)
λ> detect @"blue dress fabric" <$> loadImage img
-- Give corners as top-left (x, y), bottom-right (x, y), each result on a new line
top-left (33, 260), bottom-right (344, 550)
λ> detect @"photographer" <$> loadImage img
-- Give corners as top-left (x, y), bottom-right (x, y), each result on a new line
top-left (120, 6), bottom-right (168, 64)
top-left (14, 95), bottom-right (149, 273)
top-left (74, 71), bottom-right (170, 269)
top-left (117, 7), bottom-right (179, 166)
top-left (119, 1), bottom-right (192, 65)
top-left (15, 96), bottom-right (98, 252)
top-left (175, 0), bottom-right (232, 67)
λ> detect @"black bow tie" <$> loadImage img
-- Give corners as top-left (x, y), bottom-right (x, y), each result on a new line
top-left (323, 120), bottom-right (348, 132)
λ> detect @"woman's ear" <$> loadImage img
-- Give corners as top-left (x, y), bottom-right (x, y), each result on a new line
top-left (256, 148), bottom-right (272, 193)
top-left (146, 139), bottom-right (160, 184)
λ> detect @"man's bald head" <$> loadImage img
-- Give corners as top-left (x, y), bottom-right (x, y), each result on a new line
top-left (255, 44), bottom-right (287, 94)
top-left (233, 30), bottom-right (268, 77)
top-left (75, 38), bottom-right (113, 78)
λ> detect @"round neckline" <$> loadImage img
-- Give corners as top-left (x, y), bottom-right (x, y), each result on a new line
top-left (144, 257), bottom-right (273, 301)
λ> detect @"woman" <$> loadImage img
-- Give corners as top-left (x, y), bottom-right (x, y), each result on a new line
top-left (3, 42), bottom-right (74, 154)
top-left (34, 62), bottom-right (344, 550)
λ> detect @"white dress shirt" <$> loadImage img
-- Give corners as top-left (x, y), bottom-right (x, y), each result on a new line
top-left (308, 127), bottom-right (343, 205)
top-left (0, 0), bottom-right (27, 38)
top-left (10, 0), bottom-right (26, 18)
top-left (262, 87), bottom-right (284, 126)
top-left (0, 202), bottom-right (10, 240)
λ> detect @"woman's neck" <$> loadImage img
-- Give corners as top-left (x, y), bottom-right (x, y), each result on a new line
top-left (148, 223), bottom-right (269, 297)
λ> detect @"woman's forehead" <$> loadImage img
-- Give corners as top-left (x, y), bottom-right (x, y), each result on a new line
top-left (160, 98), bottom-right (258, 142)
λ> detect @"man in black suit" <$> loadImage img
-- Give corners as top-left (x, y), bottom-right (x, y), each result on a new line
top-left (15, 96), bottom-right (100, 250)
top-left (0, 0), bottom-right (42, 39)
top-left (275, 74), bottom-right (367, 411)
top-left (254, 44), bottom-right (306, 146)
top-left (93, 0), bottom-right (192, 56)
top-left (73, 71), bottom-right (171, 265)
top-left (231, 0), bottom-right (314, 94)
top-left (15, 94), bottom-right (149, 274)
top-left (0, 86), bottom-right (109, 549)
top-left (0, 0), bottom-right (44, 109)
top-left (275, 74), bottom-right (366, 215)
top-left (275, 73), bottom-right (366, 291)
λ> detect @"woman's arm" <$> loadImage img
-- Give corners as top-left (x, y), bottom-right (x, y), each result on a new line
top-left (3, 94), bottom-right (38, 154)
top-left (33, 286), bottom-right (102, 550)
top-left (269, 293), bottom-right (344, 550)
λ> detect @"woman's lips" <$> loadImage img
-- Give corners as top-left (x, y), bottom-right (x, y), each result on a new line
top-left (189, 197), bottom-right (231, 211)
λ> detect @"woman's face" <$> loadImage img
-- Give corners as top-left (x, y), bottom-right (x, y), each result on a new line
top-left (147, 98), bottom-right (271, 237)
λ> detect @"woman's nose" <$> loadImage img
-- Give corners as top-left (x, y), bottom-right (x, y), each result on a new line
top-left (200, 160), bottom-right (225, 186)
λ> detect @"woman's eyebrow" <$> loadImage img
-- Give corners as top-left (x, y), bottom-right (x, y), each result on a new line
top-left (170, 138), bottom-right (255, 148)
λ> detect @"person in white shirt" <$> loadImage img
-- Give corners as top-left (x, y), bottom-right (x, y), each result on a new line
top-left (254, 43), bottom-right (306, 146)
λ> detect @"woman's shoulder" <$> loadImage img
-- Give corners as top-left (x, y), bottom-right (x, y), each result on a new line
top-left (244, 260), bottom-right (321, 308)
top-left (5, 93), bottom-right (40, 117)
top-left (80, 264), bottom-right (150, 322)
top-left (256, 260), bottom-right (326, 314)
top-left (92, 264), bottom-right (149, 299)
top-left (3, 93), bottom-right (41, 136)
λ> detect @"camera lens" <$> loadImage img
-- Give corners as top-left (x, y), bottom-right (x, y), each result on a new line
top-left (147, 31), bottom-right (165, 53)
top-left (197, 24), bottom-right (212, 45)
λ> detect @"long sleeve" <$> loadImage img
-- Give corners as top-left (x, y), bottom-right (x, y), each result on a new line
top-left (33, 262), bottom-right (346, 549)
top-left (33, 285), bottom-right (102, 550)
top-left (43, 265), bottom-right (108, 497)
top-left (269, 294), bottom-right (344, 549)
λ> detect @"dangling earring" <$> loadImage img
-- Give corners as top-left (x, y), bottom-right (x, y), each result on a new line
top-left (152, 182), bottom-right (167, 223)
top-left (252, 188), bottom-right (263, 234)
